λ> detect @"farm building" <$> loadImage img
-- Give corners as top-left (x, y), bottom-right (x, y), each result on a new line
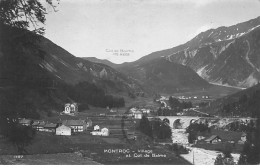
top-left (56, 125), bottom-right (72, 136)
top-left (19, 118), bottom-right (32, 126)
top-left (62, 119), bottom-right (87, 132)
top-left (43, 123), bottom-right (57, 133)
top-left (32, 120), bottom-right (45, 130)
top-left (205, 135), bottom-right (222, 144)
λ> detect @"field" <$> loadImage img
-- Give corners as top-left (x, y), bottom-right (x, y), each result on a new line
top-left (166, 84), bottom-right (241, 100)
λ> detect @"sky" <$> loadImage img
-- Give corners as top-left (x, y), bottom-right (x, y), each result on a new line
top-left (44, 0), bottom-right (260, 64)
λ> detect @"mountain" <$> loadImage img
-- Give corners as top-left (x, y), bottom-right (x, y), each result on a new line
top-left (126, 16), bottom-right (260, 88)
top-left (0, 24), bottom-right (143, 118)
top-left (82, 57), bottom-right (119, 69)
top-left (204, 82), bottom-right (260, 117)
top-left (116, 57), bottom-right (210, 93)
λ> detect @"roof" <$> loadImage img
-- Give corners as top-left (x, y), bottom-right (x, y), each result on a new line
top-left (57, 124), bottom-right (71, 130)
top-left (44, 123), bottom-right (57, 128)
top-left (19, 118), bottom-right (32, 124)
top-left (62, 120), bottom-right (85, 126)
top-left (38, 121), bottom-right (46, 127)
top-left (32, 121), bottom-right (40, 126)
top-left (205, 135), bottom-right (221, 142)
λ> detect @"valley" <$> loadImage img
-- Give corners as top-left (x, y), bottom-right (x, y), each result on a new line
top-left (1, 3), bottom-right (260, 165)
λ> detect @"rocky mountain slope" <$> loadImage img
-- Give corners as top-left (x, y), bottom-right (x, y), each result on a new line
top-left (0, 25), bottom-right (144, 118)
top-left (120, 16), bottom-right (260, 88)
top-left (0, 24), bottom-right (142, 94)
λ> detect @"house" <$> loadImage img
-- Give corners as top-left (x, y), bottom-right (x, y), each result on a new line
top-left (70, 103), bottom-right (78, 113)
top-left (32, 121), bottom-right (39, 129)
top-left (94, 125), bottom-right (100, 131)
top-left (64, 103), bottom-right (78, 114)
top-left (134, 111), bottom-right (143, 119)
top-left (205, 135), bottom-right (222, 144)
top-left (62, 119), bottom-right (87, 132)
top-left (19, 118), bottom-right (32, 126)
top-left (64, 103), bottom-right (71, 114)
top-left (37, 121), bottom-right (46, 131)
top-left (100, 128), bottom-right (109, 136)
top-left (56, 125), bottom-right (71, 136)
top-left (91, 127), bottom-right (109, 136)
top-left (43, 123), bottom-right (57, 133)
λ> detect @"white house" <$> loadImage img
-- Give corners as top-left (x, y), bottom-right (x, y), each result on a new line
top-left (64, 103), bottom-right (71, 114)
top-left (94, 125), bottom-right (100, 131)
top-left (134, 111), bottom-right (143, 119)
top-left (101, 128), bottom-right (109, 136)
top-left (62, 119), bottom-right (87, 132)
top-left (64, 103), bottom-right (78, 114)
top-left (91, 127), bottom-right (109, 136)
top-left (56, 125), bottom-right (71, 136)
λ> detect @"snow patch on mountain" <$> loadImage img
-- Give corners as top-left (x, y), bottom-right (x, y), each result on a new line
top-left (189, 49), bottom-right (198, 58)
top-left (196, 65), bottom-right (209, 79)
top-left (39, 61), bottom-right (57, 73)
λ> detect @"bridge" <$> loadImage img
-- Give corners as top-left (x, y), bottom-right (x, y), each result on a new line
top-left (157, 116), bottom-right (201, 129)
top-left (156, 116), bottom-right (258, 129)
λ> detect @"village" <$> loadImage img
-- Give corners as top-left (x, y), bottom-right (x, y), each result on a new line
top-left (12, 96), bottom-right (254, 165)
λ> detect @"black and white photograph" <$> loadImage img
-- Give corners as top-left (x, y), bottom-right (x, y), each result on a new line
top-left (0, 0), bottom-right (260, 165)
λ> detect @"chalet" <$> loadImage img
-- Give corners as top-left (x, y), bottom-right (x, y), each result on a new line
top-left (91, 127), bottom-right (109, 136)
top-left (100, 128), bottom-right (109, 136)
top-left (43, 123), bottom-right (57, 133)
top-left (32, 120), bottom-right (46, 130)
top-left (37, 121), bottom-right (46, 131)
top-left (64, 103), bottom-right (78, 114)
top-left (56, 125), bottom-right (71, 136)
top-left (19, 118), bottom-right (32, 126)
top-left (205, 135), bottom-right (222, 144)
top-left (32, 121), bottom-right (40, 129)
top-left (62, 119), bottom-right (87, 132)
top-left (94, 125), bottom-right (100, 131)
top-left (134, 111), bottom-right (143, 119)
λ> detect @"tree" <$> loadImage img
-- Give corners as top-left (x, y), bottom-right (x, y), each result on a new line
top-left (0, 0), bottom-right (58, 35)
top-left (139, 116), bottom-right (153, 138)
top-left (0, 0), bottom-right (58, 154)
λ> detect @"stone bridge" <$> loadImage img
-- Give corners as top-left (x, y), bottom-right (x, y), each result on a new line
top-left (157, 116), bottom-right (201, 129)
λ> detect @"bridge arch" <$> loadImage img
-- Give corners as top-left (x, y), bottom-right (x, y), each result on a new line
top-left (173, 119), bottom-right (182, 129)
top-left (163, 118), bottom-right (170, 124)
